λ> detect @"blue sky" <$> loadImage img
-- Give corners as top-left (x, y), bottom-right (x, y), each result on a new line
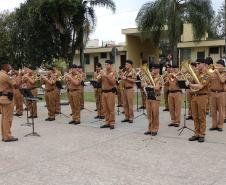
top-left (0, 0), bottom-right (224, 43)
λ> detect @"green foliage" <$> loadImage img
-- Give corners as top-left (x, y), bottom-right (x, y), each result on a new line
top-left (136, 0), bottom-right (214, 63)
top-left (0, 0), bottom-right (116, 69)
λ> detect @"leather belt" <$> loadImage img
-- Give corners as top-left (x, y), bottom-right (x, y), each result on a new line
top-left (102, 89), bottom-right (113, 93)
top-left (211, 90), bottom-right (224, 93)
top-left (192, 93), bottom-right (207, 97)
top-left (125, 87), bottom-right (133, 90)
top-left (46, 89), bottom-right (54, 93)
top-left (69, 89), bottom-right (79, 92)
top-left (0, 92), bottom-right (10, 96)
top-left (169, 90), bottom-right (182, 93)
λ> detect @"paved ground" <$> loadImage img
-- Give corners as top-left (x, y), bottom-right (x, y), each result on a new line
top-left (0, 102), bottom-right (226, 185)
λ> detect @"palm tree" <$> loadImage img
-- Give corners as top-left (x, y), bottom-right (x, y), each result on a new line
top-left (75, 0), bottom-right (116, 68)
top-left (41, 0), bottom-right (116, 67)
top-left (136, 0), bottom-right (214, 64)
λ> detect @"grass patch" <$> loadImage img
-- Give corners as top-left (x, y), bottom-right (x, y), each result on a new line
top-left (39, 91), bottom-right (185, 108)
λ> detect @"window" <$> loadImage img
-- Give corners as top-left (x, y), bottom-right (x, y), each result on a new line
top-left (84, 54), bottom-right (90, 65)
top-left (181, 49), bottom-right (191, 60)
top-left (209, 47), bottom-right (219, 54)
top-left (100, 52), bottom-right (107, 59)
top-left (197, 52), bottom-right (205, 59)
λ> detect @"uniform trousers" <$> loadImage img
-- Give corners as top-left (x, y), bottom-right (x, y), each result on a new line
top-left (28, 88), bottom-right (38, 116)
top-left (68, 90), bottom-right (81, 122)
top-left (191, 95), bottom-right (208, 137)
top-left (14, 89), bottom-right (23, 114)
top-left (168, 92), bottom-right (182, 124)
top-left (210, 92), bottom-right (225, 129)
top-left (102, 92), bottom-right (115, 125)
top-left (122, 88), bottom-right (134, 120)
top-left (55, 88), bottom-right (61, 113)
top-left (146, 99), bottom-right (160, 133)
top-left (163, 86), bottom-right (169, 109)
top-left (45, 90), bottom-right (56, 119)
top-left (95, 88), bottom-right (104, 117)
top-left (0, 102), bottom-right (14, 140)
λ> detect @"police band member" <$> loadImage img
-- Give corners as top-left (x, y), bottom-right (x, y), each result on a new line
top-left (66, 64), bottom-right (82, 125)
top-left (120, 60), bottom-right (136, 123)
top-left (13, 70), bottom-right (23, 116)
top-left (97, 60), bottom-right (116, 130)
top-left (143, 63), bottom-right (162, 136)
top-left (78, 66), bottom-right (86, 110)
top-left (167, 65), bottom-right (182, 127)
top-left (93, 63), bottom-right (104, 119)
top-left (42, 66), bottom-right (57, 121)
top-left (0, 59), bottom-right (18, 142)
top-left (187, 58), bottom-right (210, 143)
top-left (22, 65), bottom-right (38, 118)
top-left (52, 64), bottom-right (62, 114)
top-left (117, 66), bottom-right (124, 107)
top-left (209, 59), bottom-right (226, 132)
top-left (162, 64), bottom-right (172, 111)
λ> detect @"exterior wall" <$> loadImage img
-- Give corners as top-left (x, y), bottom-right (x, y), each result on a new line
top-left (179, 45), bottom-right (225, 63)
top-left (74, 51), bottom-right (126, 76)
top-left (181, 23), bottom-right (208, 42)
top-left (126, 35), bottom-right (159, 67)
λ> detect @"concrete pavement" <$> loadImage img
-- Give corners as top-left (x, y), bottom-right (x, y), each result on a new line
top-left (0, 102), bottom-right (226, 185)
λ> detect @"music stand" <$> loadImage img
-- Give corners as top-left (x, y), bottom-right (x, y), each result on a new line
top-left (134, 83), bottom-right (147, 119)
top-left (20, 88), bottom-right (40, 137)
top-left (177, 80), bottom-right (194, 135)
top-left (135, 80), bottom-right (141, 112)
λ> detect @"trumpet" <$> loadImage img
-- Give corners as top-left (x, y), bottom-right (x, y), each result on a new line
top-left (97, 69), bottom-right (106, 79)
top-left (60, 72), bottom-right (72, 80)
top-left (208, 64), bottom-right (226, 74)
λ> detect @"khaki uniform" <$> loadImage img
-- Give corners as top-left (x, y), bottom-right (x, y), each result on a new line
top-left (93, 71), bottom-right (104, 117)
top-left (191, 72), bottom-right (210, 137)
top-left (122, 68), bottom-right (136, 121)
top-left (22, 73), bottom-right (37, 117)
top-left (117, 71), bottom-right (123, 106)
top-left (43, 73), bottom-right (56, 119)
top-left (13, 74), bottom-right (23, 114)
top-left (223, 71), bottom-right (226, 120)
top-left (162, 73), bottom-right (169, 109)
top-left (168, 75), bottom-right (182, 125)
top-left (187, 89), bottom-right (192, 117)
top-left (140, 88), bottom-right (146, 108)
top-left (0, 70), bottom-right (15, 140)
top-left (67, 73), bottom-right (81, 122)
top-left (53, 70), bottom-right (62, 114)
top-left (98, 69), bottom-right (116, 126)
top-left (80, 72), bottom-right (86, 109)
top-left (145, 74), bottom-right (162, 133)
top-left (209, 71), bottom-right (225, 129)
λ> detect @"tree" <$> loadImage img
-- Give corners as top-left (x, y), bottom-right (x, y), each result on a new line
top-left (136, 0), bottom-right (214, 64)
top-left (40, 0), bottom-right (116, 67)
top-left (75, 0), bottom-right (116, 68)
top-left (208, 3), bottom-right (225, 39)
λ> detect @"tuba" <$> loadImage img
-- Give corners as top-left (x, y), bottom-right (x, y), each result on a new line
top-left (181, 60), bottom-right (200, 92)
top-left (138, 63), bottom-right (157, 100)
top-left (138, 63), bottom-right (155, 86)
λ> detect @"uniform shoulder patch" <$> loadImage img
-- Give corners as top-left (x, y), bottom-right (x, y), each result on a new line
top-left (203, 75), bottom-right (209, 81)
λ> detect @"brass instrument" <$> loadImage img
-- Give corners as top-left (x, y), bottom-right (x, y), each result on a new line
top-left (181, 60), bottom-right (200, 92)
top-left (138, 63), bottom-right (155, 86)
top-left (208, 64), bottom-right (226, 74)
top-left (96, 69), bottom-right (106, 79)
top-left (60, 72), bottom-right (72, 80)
